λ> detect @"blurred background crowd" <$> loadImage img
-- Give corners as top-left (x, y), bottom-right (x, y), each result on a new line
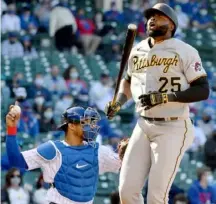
top-left (1, 0), bottom-right (216, 203)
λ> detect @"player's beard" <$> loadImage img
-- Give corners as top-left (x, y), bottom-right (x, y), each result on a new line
top-left (147, 24), bottom-right (169, 37)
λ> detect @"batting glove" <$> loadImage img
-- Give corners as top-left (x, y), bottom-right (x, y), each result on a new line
top-left (105, 101), bottom-right (121, 120)
top-left (138, 92), bottom-right (169, 110)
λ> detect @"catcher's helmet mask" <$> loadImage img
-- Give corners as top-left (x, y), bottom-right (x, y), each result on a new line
top-left (144, 3), bottom-right (178, 37)
top-left (58, 106), bottom-right (101, 146)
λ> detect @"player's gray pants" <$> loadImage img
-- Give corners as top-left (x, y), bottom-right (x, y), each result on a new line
top-left (119, 117), bottom-right (194, 204)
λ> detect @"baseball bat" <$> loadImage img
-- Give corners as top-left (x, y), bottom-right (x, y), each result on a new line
top-left (111, 24), bottom-right (137, 105)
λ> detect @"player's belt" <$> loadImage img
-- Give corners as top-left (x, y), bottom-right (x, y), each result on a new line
top-left (141, 116), bottom-right (179, 121)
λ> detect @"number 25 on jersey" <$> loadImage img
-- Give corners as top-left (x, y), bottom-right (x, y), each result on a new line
top-left (158, 77), bottom-right (181, 93)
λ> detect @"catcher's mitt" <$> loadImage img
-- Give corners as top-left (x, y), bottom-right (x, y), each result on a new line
top-left (118, 138), bottom-right (129, 161)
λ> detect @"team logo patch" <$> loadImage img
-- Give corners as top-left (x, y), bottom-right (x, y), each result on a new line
top-left (194, 62), bottom-right (202, 72)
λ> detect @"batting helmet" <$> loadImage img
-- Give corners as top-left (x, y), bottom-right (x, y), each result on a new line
top-left (144, 3), bottom-right (178, 36)
top-left (58, 106), bottom-right (101, 143)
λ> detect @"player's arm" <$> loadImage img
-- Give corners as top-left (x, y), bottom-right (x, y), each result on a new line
top-left (98, 139), bottom-right (129, 174)
top-left (117, 75), bottom-right (132, 104)
top-left (6, 105), bottom-right (52, 171)
top-left (6, 105), bottom-right (28, 169)
top-left (168, 76), bottom-right (209, 103)
top-left (98, 145), bottom-right (121, 175)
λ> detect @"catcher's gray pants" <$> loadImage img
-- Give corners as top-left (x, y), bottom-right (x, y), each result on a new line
top-left (119, 117), bottom-right (194, 204)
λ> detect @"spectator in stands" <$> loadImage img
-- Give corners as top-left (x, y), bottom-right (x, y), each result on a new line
top-left (76, 8), bottom-right (101, 55)
top-left (1, 75), bottom-right (11, 114)
top-left (11, 72), bottom-right (25, 90)
top-left (34, 0), bottom-right (51, 32)
top-left (14, 87), bottom-right (28, 108)
top-left (17, 101), bottom-right (39, 138)
top-left (20, 5), bottom-right (38, 35)
top-left (174, 5), bottom-right (189, 30)
top-left (1, 168), bottom-right (30, 204)
top-left (123, 0), bottom-right (142, 25)
top-left (1, 4), bottom-right (21, 33)
top-left (49, 1), bottom-right (77, 52)
top-left (33, 174), bottom-right (49, 204)
top-left (110, 191), bottom-right (120, 204)
top-left (188, 166), bottom-right (216, 204)
top-left (94, 11), bottom-right (105, 33)
top-left (40, 106), bottom-right (57, 133)
top-left (63, 65), bottom-right (87, 93)
top-left (169, 185), bottom-right (185, 204)
top-left (21, 35), bottom-right (38, 59)
top-left (173, 193), bottom-right (189, 204)
top-left (191, 8), bottom-right (215, 29)
top-left (89, 73), bottom-right (114, 111)
top-left (28, 73), bottom-right (52, 101)
top-left (198, 112), bottom-right (215, 138)
top-left (104, 1), bottom-right (123, 23)
top-left (104, 40), bottom-right (121, 62)
top-left (54, 92), bottom-right (74, 125)
top-left (172, 0), bottom-right (199, 18)
top-left (63, 65), bottom-right (89, 105)
top-left (204, 126), bottom-right (216, 172)
top-left (33, 92), bottom-right (47, 119)
top-left (1, 32), bottom-right (24, 58)
top-left (93, 11), bottom-right (115, 40)
top-left (43, 65), bottom-right (67, 98)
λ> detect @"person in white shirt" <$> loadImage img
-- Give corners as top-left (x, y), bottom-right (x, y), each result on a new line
top-left (89, 73), bottom-right (114, 112)
top-left (1, 32), bottom-right (24, 58)
top-left (6, 105), bottom-right (122, 204)
top-left (49, 2), bottom-right (77, 51)
top-left (33, 174), bottom-right (49, 204)
top-left (1, 168), bottom-right (30, 204)
top-left (1, 4), bottom-right (21, 33)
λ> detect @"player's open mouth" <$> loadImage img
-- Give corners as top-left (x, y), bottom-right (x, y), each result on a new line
top-left (149, 22), bottom-right (156, 29)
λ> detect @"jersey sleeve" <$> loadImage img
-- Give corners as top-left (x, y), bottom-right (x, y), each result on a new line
top-left (182, 48), bottom-right (207, 83)
top-left (21, 148), bottom-right (49, 170)
top-left (98, 145), bottom-right (121, 175)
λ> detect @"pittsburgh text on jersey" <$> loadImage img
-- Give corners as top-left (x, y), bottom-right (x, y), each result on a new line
top-left (133, 54), bottom-right (178, 73)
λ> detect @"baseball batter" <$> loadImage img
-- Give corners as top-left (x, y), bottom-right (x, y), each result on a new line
top-left (105, 3), bottom-right (210, 204)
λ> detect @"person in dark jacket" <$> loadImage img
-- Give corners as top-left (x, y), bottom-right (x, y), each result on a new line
top-left (204, 126), bottom-right (216, 171)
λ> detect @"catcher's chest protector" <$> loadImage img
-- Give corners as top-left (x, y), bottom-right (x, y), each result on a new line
top-left (53, 141), bottom-right (99, 202)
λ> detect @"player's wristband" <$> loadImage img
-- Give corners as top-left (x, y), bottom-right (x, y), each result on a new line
top-left (116, 93), bottom-right (128, 106)
top-left (7, 127), bottom-right (17, 135)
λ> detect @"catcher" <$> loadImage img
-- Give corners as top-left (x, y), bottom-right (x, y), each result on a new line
top-left (6, 104), bottom-right (128, 204)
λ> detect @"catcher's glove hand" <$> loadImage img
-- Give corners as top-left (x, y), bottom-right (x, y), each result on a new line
top-left (138, 91), bottom-right (169, 110)
top-left (104, 101), bottom-right (121, 120)
top-left (118, 138), bottom-right (129, 161)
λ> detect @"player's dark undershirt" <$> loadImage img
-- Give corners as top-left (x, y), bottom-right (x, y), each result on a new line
top-left (124, 75), bottom-right (209, 103)
top-left (169, 76), bottom-right (209, 103)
